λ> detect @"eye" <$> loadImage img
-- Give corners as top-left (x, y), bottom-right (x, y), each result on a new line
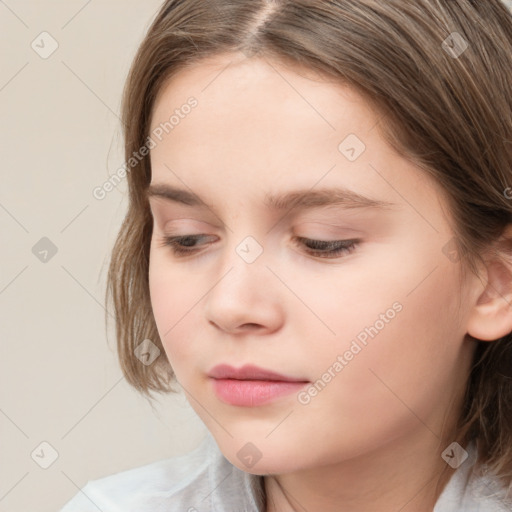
top-left (157, 234), bottom-right (216, 256)
top-left (157, 234), bottom-right (359, 259)
top-left (292, 236), bottom-right (359, 259)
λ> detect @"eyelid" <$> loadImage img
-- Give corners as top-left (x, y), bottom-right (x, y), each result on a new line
top-left (293, 222), bottom-right (367, 240)
top-left (149, 200), bottom-right (225, 229)
top-left (294, 220), bottom-right (364, 233)
top-left (154, 216), bottom-right (217, 232)
top-left (151, 211), bottom-right (369, 249)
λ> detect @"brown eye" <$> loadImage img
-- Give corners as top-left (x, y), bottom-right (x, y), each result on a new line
top-left (159, 234), bottom-right (216, 256)
top-left (293, 237), bottom-right (359, 259)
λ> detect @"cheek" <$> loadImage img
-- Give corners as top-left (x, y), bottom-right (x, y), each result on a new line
top-left (301, 239), bottom-right (463, 405)
top-left (148, 252), bottom-right (207, 378)
top-left (148, 256), bottom-right (184, 354)
top-left (321, 265), bottom-right (465, 436)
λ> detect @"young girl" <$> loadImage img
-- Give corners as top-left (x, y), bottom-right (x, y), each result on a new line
top-left (61, 0), bottom-right (512, 510)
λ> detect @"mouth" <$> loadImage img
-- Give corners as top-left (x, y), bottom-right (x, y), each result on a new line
top-left (208, 364), bottom-right (310, 407)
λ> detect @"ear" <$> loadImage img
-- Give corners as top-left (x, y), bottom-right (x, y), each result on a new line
top-left (466, 225), bottom-right (512, 342)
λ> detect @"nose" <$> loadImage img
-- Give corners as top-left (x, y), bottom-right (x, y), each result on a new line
top-left (203, 252), bottom-right (285, 336)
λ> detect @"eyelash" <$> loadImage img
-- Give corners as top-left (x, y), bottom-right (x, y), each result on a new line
top-left (158, 235), bottom-right (359, 259)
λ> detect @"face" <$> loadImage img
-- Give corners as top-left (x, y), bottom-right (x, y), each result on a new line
top-left (147, 52), bottom-right (477, 475)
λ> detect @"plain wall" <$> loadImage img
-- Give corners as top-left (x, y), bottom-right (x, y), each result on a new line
top-left (0, 2), bottom-right (207, 511)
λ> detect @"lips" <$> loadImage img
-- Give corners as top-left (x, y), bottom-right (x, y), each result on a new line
top-left (208, 364), bottom-right (310, 407)
top-left (208, 364), bottom-right (308, 382)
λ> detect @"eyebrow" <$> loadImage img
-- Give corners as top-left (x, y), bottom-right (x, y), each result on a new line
top-left (146, 183), bottom-right (397, 213)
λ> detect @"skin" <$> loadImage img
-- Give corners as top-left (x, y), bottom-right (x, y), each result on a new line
top-left (146, 52), bottom-right (512, 512)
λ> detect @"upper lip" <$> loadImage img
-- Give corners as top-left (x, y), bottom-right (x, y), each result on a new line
top-left (208, 364), bottom-right (309, 382)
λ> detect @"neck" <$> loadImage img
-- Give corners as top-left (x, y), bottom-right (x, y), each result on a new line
top-left (263, 430), bottom-right (458, 512)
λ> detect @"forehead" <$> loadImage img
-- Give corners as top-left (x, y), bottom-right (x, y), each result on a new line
top-left (151, 52), bottom-right (357, 121)
top-left (147, 52), bottom-right (447, 228)
top-left (151, 55), bottom-right (381, 177)
top-left (151, 53), bottom-right (379, 144)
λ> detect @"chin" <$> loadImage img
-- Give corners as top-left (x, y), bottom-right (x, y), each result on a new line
top-left (214, 436), bottom-right (310, 476)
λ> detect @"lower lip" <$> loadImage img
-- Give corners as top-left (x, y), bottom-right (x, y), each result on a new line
top-left (210, 378), bottom-right (309, 407)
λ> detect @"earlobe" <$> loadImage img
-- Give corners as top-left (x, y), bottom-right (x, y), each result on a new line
top-left (466, 255), bottom-right (512, 342)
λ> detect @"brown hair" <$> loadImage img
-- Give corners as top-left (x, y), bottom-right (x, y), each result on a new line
top-left (106, 0), bottom-right (512, 500)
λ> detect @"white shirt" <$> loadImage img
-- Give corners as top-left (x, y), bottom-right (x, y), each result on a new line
top-left (60, 433), bottom-right (511, 511)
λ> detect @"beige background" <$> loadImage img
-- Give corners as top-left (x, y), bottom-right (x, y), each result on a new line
top-left (0, 2), bottom-right (207, 511)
